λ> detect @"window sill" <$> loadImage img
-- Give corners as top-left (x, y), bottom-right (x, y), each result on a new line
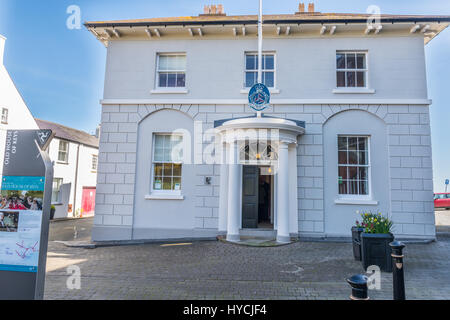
top-left (332, 88), bottom-right (376, 94)
top-left (145, 194), bottom-right (184, 200)
top-left (151, 88), bottom-right (189, 94)
top-left (240, 88), bottom-right (280, 94)
top-left (51, 202), bottom-right (63, 206)
top-left (56, 161), bottom-right (69, 165)
top-left (335, 199), bottom-right (379, 206)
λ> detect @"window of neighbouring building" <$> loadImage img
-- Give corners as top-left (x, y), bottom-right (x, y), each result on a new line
top-left (1, 108), bottom-right (8, 124)
top-left (152, 134), bottom-right (183, 192)
top-left (245, 53), bottom-right (275, 88)
top-left (52, 178), bottom-right (63, 203)
top-left (156, 54), bottom-right (186, 88)
top-left (58, 140), bottom-right (69, 163)
top-left (92, 154), bottom-right (98, 171)
top-left (336, 52), bottom-right (367, 88)
top-left (338, 136), bottom-right (370, 196)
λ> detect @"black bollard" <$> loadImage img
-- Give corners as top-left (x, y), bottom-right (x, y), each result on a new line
top-left (390, 241), bottom-right (406, 300)
top-left (346, 274), bottom-right (369, 300)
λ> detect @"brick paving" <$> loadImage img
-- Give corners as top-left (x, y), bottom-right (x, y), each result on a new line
top-left (44, 232), bottom-right (450, 300)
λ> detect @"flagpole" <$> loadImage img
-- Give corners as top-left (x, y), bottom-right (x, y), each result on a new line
top-left (257, 0), bottom-right (263, 84)
top-left (256, 0), bottom-right (263, 118)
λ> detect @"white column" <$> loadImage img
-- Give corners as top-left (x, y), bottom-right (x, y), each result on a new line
top-left (289, 143), bottom-right (299, 236)
top-left (226, 140), bottom-right (241, 242)
top-left (218, 142), bottom-right (228, 235)
top-left (276, 141), bottom-right (290, 243)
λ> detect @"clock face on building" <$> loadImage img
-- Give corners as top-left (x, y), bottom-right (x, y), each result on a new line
top-left (248, 83), bottom-right (270, 111)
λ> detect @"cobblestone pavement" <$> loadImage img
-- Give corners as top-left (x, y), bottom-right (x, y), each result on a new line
top-left (48, 218), bottom-right (93, 242)
top-left (44, 232), bottom-right (450, 300)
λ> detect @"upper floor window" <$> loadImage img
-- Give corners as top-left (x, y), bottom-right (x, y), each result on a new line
top-left (152, 134), bottom-right (183, 192)
top-left (245, 53), bottom-right (275, 88)
top-left (336, 52), bottom-right (367, 88)
top-left (91, 154), bottom-right (98, 171)
top-left (338, 136), bottom-right (370, 196)
top-left (58, 140), bottom-right (69, 163)
top-left (1, 108), bottom-right (8, 124)
top-left (157, 54), bottom-right (186, 88)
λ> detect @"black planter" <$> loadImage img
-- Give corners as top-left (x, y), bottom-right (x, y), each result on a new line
top-left (351, 227), bottom-right (365, 261)
top-left (361, 232), bottom-right (394, 272)
top-left (50, 208), bottom-right (55, 220)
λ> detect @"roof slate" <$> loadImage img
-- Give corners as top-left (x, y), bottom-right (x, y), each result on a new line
top-left (35, 119), bottom-right (99, 149)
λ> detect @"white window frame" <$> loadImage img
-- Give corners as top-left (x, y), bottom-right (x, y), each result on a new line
top-left (152, 53), bottom-right (187, 93)
top-left (334, 51), bottom-right (372, 93)
top-left (336, 135), bottom-right (372, 201)
top-left (58, 140), bottom-right (69, 163)
top-left (52, 178), bottom-right (63, 204)
top-left (149, 133), bottom-right (184, 198)
top-left (91, 154), bottom-right (98, 171)
top-left (243, 51), bottom-right (277, 89)
top-left (1, 108), bottom-right (8, 124)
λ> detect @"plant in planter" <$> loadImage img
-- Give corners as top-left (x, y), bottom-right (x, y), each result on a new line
top-left (358, 211), bottom-right (394, 272)
top-left (50, 205), bottom-right (56, 220)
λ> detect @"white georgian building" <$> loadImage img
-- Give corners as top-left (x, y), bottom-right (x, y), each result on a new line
top-left (85, 4), bottom-right (449, 242)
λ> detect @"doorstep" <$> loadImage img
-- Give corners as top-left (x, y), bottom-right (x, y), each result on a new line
top-left (217, 235), bottom-right (297, 247)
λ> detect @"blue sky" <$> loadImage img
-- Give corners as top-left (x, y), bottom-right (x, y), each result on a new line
top-left (0, 0), bottom-right (449, 191)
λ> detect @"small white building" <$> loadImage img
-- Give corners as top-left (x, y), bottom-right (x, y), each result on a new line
top-left (35, 119), bottom-right (99, 219)
top-left (0, 34), bottom-right (40, 177)
top-left (0, 35), bottom-right (39, 176)
top-left (85, 5), bottom-right (450, 242)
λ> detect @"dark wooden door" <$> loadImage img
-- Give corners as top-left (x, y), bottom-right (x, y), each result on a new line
top-left (242, 166), bottom-right (259, 228)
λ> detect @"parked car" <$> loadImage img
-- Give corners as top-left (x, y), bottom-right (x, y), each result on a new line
top-left (434, 193), bottom-right (450, 209)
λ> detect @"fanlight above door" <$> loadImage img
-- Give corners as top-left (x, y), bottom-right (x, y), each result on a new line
top-left (239, 141), bottom-right (278, 164)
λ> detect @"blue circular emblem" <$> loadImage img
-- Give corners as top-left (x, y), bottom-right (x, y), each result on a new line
top-left (248, 83), bottom-right (270, 111)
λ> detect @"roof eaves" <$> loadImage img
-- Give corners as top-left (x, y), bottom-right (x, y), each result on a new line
top-left (84, 16), bottom-right (450, 28)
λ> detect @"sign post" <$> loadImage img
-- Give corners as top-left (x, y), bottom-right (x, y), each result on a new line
top-left (0, 130), bottom-right (54, 300)
top-left (445, 179), bottom-right (449, 193)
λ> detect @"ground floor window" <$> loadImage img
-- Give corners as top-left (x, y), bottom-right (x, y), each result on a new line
top-left (338, 136), bottom-right (370, 196)
top-left (152, 134), bottom-right (183, 192)
top-left (52, 178), bottom-right (63, 203)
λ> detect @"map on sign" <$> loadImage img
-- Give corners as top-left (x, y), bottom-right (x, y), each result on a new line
top-left (248, 83), bottom-right (270, 112)
top-left (0, 209), bottom-right (42, 272)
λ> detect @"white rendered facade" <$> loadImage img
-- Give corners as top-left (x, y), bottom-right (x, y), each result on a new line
top-left (87, 10), bottom-right (449, 242)
top-left (0, 35), bottom-right (39, 178)
top-left (47, 136), bottom-right (99, 219)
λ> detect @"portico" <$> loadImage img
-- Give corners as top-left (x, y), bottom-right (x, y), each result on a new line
top-left (215, 116), bottom-right (305, 243)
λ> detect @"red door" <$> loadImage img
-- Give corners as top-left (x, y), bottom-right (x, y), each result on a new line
top-left (81, 187), bottom-right (96, 217)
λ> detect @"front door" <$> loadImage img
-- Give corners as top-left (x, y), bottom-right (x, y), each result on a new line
top-left (81, 187), bottom-right (96, 217)
top-left (242, 165), bottom-right (259, 228)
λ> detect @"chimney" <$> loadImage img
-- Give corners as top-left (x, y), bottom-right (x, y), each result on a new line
top-left (217, 4), bottom-right (224, 14)
top-left (201, 4), bottom-right (226, 16)
top-left (308, 3), bottom-right (315, 13)
top-left (95, 125), bottom-right (101, 139)
top-left (0, 35), bottom-right (6, 66)
top-left (298, 3), bottom-right (305, 13)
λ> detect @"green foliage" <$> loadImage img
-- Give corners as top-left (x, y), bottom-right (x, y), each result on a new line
top-left (355, 211), bottom-right (394, 234)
